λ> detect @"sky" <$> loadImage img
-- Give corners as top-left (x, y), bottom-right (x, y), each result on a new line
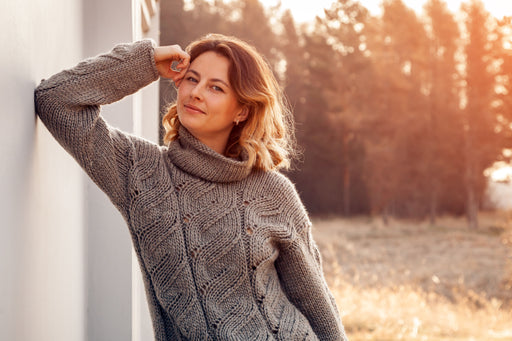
top-left (260, 0), bottom-right (512, 23)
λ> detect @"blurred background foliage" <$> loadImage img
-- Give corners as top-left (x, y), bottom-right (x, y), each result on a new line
top-left (159, 0), bottom-right (512, 229)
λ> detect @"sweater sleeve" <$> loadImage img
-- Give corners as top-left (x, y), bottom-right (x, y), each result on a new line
top-left (274, 184), bottom-right (348, 341)
top-left (34, 40), bottom-right (160, 215)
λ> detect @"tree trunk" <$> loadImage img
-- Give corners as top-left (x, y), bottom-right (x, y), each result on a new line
top-left (429, 189), bottom-right (437, 226)
top-left (382, 205), bottom-right (389, 226)
top-left (464, 133), bottom-right (479, 230)
top-left (343, 166), bottom-right (351, 216)
top-left (466, 183), bottom-right (479, 230)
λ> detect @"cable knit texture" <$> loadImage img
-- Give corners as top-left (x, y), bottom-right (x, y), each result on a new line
top-left (34, 40), bottom-right (347, 341)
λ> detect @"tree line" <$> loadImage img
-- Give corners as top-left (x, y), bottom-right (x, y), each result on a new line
top-left (160, 0), bottom-right (512, 228)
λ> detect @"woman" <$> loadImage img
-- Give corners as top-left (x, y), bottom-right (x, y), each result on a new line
top-left (35, 33), bottom-right (347, 340)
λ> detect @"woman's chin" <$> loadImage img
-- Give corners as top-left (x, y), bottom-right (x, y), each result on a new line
top-left (178, 114), bottom-right (201, 131)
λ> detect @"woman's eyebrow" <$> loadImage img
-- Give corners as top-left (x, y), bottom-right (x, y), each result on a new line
top-left (188, 69), bottom-right (231, 89)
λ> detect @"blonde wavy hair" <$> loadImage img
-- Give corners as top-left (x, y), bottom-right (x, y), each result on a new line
top-left (162, 33), bottom-right (295, 171)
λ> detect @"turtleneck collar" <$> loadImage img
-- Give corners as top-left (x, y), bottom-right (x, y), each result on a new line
top-left (166, 126), bottom-right (252, 183)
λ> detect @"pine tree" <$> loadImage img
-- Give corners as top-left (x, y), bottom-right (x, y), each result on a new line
top-left (462, 0), bottom-right (501, 229)
top-left (363, 0), bottom-right (431, 221)
top-left (424, 0), bottom-right (465, 223)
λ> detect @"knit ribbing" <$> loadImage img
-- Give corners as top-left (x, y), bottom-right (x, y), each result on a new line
top-left (34, 40), bottom-right (348, 341)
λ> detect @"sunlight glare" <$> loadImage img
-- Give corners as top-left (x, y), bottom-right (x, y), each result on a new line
top-left (485, 162), bottom-right (512, 182)
top-left (258, 0), bottom-right (512, 22)
top-left (491, 166), bottom-right (512, 182)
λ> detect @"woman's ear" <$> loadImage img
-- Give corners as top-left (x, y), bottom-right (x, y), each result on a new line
top-left (236, 107), bottom-right (249, 123)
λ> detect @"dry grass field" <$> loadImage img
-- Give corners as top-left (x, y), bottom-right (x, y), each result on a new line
top-left (313, 211), bottom-right (512, 340)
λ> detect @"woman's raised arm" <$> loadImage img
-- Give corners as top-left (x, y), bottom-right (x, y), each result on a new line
top-left (34, 40), bottom-right (161, 215)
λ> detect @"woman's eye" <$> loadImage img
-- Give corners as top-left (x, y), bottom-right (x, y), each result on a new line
top-left (212, 85), bottom-right (224, 92)
top-left (186, 76), bottom-right (198, 83)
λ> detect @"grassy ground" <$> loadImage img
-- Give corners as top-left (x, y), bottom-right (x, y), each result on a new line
top-left (313, 211), bottom-right (512, 340)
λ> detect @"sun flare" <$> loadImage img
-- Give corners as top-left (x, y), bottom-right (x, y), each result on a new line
top-left (259, 0), bottom-right (512, 23)
top-left (485, 160), bottom-right (512, 183)
top-left (490, 165), bottom-right (512, 182)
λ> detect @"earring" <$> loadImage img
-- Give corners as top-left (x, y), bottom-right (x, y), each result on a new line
top-left (235, 119), bottom-right (239, 126)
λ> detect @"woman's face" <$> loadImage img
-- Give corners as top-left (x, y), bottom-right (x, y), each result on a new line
top-left (177, 51), bottom-right (246, 154)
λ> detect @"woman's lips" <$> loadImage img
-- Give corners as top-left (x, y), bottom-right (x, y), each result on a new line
top-left (184, 104), bottom-right (206, 114)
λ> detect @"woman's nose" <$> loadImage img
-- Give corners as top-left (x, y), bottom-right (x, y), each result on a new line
top-left (190, 83), bottom-right (204, 100)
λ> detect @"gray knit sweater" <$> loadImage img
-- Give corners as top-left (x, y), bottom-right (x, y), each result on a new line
top-left (35, 40), bottom-right (347, 341)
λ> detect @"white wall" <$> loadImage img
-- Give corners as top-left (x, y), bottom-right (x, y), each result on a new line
top-left (0, 0), bottom-right (86, 340)
top-left (0, 0), bottom-right (159, 340)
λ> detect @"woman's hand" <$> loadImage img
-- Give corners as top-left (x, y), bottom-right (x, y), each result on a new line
top-left (154, 45), bottom-right (190, 86)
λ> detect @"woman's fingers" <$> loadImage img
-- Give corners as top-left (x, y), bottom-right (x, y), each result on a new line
top-left (171, 65), bottom-right (188, 87)
top-left (154, 45), bottom-right (190, 79)
top-left (170, 58), bottom-right (189, 72)
top-left (169, 51), bottom-right (189, 87)
top-left (154, 45), bottom-right (187, 62)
